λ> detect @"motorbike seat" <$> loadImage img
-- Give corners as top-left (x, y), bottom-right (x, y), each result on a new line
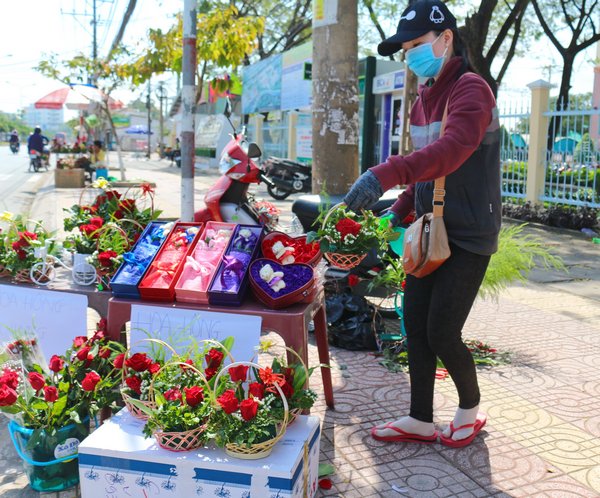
top-left (291, 189), bottom-right (404, 232)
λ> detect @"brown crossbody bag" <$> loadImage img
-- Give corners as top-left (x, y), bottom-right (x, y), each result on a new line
top-left (402, 100), bottom-right (451, 278)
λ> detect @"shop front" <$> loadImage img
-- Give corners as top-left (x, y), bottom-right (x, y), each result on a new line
top-left (372, 69), bottom-right (406, 162)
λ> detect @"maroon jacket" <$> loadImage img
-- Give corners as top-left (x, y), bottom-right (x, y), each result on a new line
top-left (370, 57), bottom-right (501, 255)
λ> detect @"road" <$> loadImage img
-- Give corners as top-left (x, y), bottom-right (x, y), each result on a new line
top-left (0, 144), bottom-right (49, 216)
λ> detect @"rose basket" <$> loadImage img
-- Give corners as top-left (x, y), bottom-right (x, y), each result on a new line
top-left (214, 361), bottom-right (289, 460)
top-left (149, 361), bottom-right (212, 452)
top-left (120, 338), bottom-right (177, 420)
top-left (321, 203), bottom-right (367, 270)
top-left (0, 264), bottom-right (11, 278)
top-left (94, 223), bottom-right (131, 290)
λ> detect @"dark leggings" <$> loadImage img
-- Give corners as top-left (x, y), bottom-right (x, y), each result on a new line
top-left (403, 243), bottom-right (490, 423)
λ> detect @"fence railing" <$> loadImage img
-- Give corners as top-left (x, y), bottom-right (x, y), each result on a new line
top-left (498, 102), bottom-right (530, 201)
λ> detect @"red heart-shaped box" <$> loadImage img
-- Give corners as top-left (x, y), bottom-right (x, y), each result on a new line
top-left (249, 258), bottom-right (316, 309)
top-left (261, 232), bottom-right (322, 267)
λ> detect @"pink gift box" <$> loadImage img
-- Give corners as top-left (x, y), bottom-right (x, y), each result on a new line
top-left (174, 222), bottom-right (235, 304)
top-left (138, 222), bottom-right (204, 302)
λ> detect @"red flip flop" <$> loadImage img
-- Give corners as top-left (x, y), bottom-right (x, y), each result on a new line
top-left (439, 413), bottom-right (487, 448)
top-left (370, 422), bottom-right (438, 443)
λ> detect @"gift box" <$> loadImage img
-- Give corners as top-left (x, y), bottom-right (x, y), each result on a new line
top-left (208, 224), bottom-right (264, 307)
top-left (78, 410), bottom-right (320, 498)
top-left (110, 221), bottom-right (171, 299)
top-left (261, 231), bottom-right (322, 267)
top-left (174, 222), bottom-right (235, 304)
top-left (249, 258), bottom-right (317, 309)
top-left (138, 222), bottom-right (204, 302)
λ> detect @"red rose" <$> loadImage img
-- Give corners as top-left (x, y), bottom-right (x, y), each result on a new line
top-left (125, 353), bottom-right (153, 372)
top-left (184, 386), bottom-right (204, 407)
top-left (118, 199), bottom-right (136, 212)
top-left (0, 385), bottom-right (18, 406)
top-left (79, 224), bottom-right (99, 237)
top-left (277, 380), bottom-right (294, 399)
top-left (217, 389), bottom-right (239, 414)
top-left (113, 353), bottom-right (125, 369)
top-left (113, 210), bottom-right (124, 219)
top-left (96, 317), bottom-right (108, 332)
top-left (90, 330), bottom-right (105, 343)
top-left (89, 216), bottom-right (104, 228)
top-left (28, 372), bottom-right (45, 391)
top-left (82, 372), bottom-right (101, 392)
top-left (49, 355), bottom-right (64, 372)
top-left (282, 367), bottom-right (295, 385)
top-left (73, 336), bottom-right (88, 348)
top-left (149, 363), bottom-right (161, 375)
top-left (76, 346), bottom-right (91, 361)
top-left (229, 365), bottom-right (249, 383)
top-left (239, 398), bottom-right (259, 421)
top-left (0, 369), bottom-right (20, 390)
top-left (348, 274), bottom-right (360, 287)
top-left (164, 388), bottom-right (182, 402)
top-left (125, 375), bottom-right (142, 394)
top-left (180, 359), bottom-right (194, 372)
top-left (44, 386), bottom-right (59, 403)
top-left (248, 382), bottom-right (265, 400)
top-left (105, 190), bottom-right (121, 201)
top-left (204, 367), bottom-right (217, 381)
top-left (98, 347), bottom-right (110, 359)
top-left (335, 218), bottom-right (362, 240)
top-left (205, 349), bottom-right (224, 369)
top-left (98, 250), bottom-right (118, 268)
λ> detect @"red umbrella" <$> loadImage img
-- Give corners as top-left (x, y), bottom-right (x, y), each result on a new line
top-left (34, 84), bottom-right (123, 111)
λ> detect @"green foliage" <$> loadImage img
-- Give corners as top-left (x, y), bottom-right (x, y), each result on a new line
top-left (479, 223), bottom-right (565, 300)
top-left (0, 112), bottom-right (29, 137)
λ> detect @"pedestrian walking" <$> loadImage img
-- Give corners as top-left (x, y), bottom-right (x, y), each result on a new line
top-left (344, 0), bottom-right (501, 447)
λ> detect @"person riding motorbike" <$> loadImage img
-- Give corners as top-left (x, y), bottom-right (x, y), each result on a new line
top-left (9, 130), bottom-right (19, 145)
top-left (27, 127), bottom-right (49, 155)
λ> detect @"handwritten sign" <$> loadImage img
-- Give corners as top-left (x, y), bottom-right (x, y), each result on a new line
top-left (130, 305), bottom-right (261, 362)
top-left (0, 284), bottom-right (87, 360)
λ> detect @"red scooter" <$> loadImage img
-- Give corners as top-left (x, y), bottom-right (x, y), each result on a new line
top-left (194, 101), bottom-right (277, 226)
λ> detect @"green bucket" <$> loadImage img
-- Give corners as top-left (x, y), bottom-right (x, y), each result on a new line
top-left (8, 418), bottom-right (90, 492)
top-left (389, 227), bottom-right (406, 256)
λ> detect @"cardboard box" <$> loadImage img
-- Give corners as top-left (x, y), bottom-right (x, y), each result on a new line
top-left (79, 410), bottom-right (320, 498)
top-left (55, 168), bottom-right (85, 188)
top-left (110, 221), bottom-right (169, 299)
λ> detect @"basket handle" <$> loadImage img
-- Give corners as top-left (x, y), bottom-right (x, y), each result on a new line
top-left (320, 202), bottom-right (345, 231)
top-left (121, 337), bottom-right (178, 385)
top-left (148, 360), bottom-right (212, 406)
top-left (213, 361), bottom-right (289, 437)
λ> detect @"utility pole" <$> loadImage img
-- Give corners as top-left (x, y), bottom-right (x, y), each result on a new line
top-left (181, 0), bottom-right (197, 221)
top-left (146, 80), bottom-right (152, 159)
top-left (312, 0), bottom-right (359, 194)
top-left (157, 82), bottom-right (166, 158)
top-left (92, 0), bottom-right (98, 63)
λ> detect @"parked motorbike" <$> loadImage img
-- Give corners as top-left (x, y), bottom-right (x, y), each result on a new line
top-left (9, 142), bottom-right (20, 154)
top-left (263, 157), bottom-right (312, 200)
top-left (194, 99), bottom-right (277, 226)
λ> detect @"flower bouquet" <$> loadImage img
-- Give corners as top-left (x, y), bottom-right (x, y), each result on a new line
top-left (307, 203), bottom-right (398, 270)
top-left (0, 325), bottom-right (48, 373)
top-left (174, 222), bottom-right (235, 304)
top-left (0, 211), bottom-right (61, 283)
top-left (210, 360), bottom-right (289, 459)
top-left (0, 321), bottom-right (125, 492)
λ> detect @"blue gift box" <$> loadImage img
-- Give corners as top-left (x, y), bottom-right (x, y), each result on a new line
top-left (207, 224), bottom-right (264, 307)
top-left (109, 221), bottom-right (171, 299)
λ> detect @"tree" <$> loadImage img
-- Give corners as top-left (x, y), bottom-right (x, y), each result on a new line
top-left (131, 4), bottom-right (264, 104)
top-left (531, 0), bottom-right (600, 109)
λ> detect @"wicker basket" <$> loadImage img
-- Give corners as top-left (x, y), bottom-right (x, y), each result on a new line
top-left (321, 202), bottom-right (367, 270)
top-left (120, 338), bottom-right (177, 420)
top-left (93, 223), bottom-right (131, 290)
top-left (214, 361), bottom-right (289, 460)
top-left (149, 361), bottom-right (212, 452)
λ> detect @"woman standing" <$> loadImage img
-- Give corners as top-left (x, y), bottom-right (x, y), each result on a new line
top-left (344, 0), bottom-right (500, 447)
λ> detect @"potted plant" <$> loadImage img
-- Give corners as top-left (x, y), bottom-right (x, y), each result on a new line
top-left (0, 321), bottom-right (125, 492)
top-left (307, 203), bottom-right (398, 270)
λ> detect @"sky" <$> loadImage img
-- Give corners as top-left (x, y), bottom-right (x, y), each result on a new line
top-left (0, 0), bottom-right (597, 118)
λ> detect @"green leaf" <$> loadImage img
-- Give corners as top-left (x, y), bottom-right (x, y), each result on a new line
top-left (319, 463), bottom-right (335, 477)
top-left (31, 400), bottom-right (49, 411)
top-left (51, 395), bottom-right (67, 419)
top-left (306, 231), bottom-right (318, 244)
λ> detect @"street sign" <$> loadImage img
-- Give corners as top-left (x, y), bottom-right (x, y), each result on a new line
top-left (303, 62), bottom-right (312, 80)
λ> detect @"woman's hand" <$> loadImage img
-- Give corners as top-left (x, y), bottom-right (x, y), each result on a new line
top-left (343, 171), bottom-right (383, 212)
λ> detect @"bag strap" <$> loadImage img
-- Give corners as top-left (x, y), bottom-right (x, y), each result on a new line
top-left (432, 100), bottom-right (450, 218)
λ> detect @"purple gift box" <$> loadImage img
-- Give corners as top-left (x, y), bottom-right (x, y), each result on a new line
top-left (207, 224), bottom-right (264, 306)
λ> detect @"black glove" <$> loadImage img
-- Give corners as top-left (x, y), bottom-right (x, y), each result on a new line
top-left (343, 170), bottom-right (383, 213)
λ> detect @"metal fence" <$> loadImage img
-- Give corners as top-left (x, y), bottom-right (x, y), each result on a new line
top-left (247, 113), bottom-right (289, 159)
top-left (498, 100), bottom-right (530, 201)
top-left (541, 96), bottom-right (600, 208)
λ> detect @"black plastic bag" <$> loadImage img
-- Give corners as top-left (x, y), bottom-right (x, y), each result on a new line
top-left (325, 290), bottom-right (383, 351)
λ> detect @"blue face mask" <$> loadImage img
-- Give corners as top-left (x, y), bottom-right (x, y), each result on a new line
top-left (405, 34), bottom-right (447, 79)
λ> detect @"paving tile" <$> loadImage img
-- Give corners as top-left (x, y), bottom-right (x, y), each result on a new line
top-left (506, 474), bottom-right (600, 497)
